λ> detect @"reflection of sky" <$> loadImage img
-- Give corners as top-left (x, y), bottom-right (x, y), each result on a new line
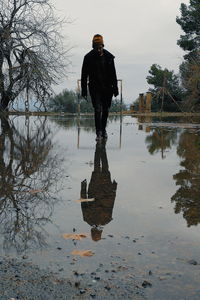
top-left (1, 115), bottom-right (200, 299)
top-left (1, 115), bottom-right (200, 255)
top-left (50, 115), bottom-right (200, 239)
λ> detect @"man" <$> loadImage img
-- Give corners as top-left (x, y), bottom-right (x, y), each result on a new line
top-left (81, 34), bottom-right (119, 141)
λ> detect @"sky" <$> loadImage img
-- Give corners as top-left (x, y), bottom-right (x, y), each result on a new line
top-left (52, 0), bottom-right (190, 104)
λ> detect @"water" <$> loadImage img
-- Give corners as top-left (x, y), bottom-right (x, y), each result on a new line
top-left (0, 114), bottom-right (200, 299)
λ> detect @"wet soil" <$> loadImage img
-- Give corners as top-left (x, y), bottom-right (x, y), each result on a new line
top-left (0, 257), bottom-right (144, 300)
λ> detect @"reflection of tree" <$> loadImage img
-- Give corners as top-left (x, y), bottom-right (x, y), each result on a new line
top-left (80, 141), bottom-right (117, 241)
top-left (171, 131), bottom-right (200, 227)
top-left (0, 116), bottom-right (62, 253)
top-left (145, 128), bottom-right (177, 159)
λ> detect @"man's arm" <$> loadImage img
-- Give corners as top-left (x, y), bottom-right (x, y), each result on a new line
top-left (111, 58), bottom-right (119, 97)
top-left (81, 56), bottom-right (89, 98)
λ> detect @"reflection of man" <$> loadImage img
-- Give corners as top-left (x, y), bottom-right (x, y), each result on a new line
top-left (81, 141), bottom-right (117, 241)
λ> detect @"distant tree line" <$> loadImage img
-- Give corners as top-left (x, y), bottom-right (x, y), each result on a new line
top-left (136, 0), bottom-right (200, 112)
top-left (48, 89), bottom-right (127, 113)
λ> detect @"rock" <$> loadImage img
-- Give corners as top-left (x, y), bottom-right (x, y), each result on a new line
top-left (80, 289), bottom-right (86, 294)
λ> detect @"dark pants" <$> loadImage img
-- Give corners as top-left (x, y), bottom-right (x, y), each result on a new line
top-left (91, 92), bottom-right (112, 134)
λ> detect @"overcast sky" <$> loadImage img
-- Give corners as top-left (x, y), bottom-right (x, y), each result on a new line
top-left (52, 0), bottom-right (189, 104)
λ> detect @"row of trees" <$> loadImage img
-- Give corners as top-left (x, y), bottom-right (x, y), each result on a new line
top-left (0, 0), bottom-right (126, 113)
top-left (143, 0), bottom-right (200, 112)
top-left (48, 89), bottom-right (127, 113)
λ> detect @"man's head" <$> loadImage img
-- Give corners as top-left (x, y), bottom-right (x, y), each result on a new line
top-left (92, 34), bottom-right (104, 56)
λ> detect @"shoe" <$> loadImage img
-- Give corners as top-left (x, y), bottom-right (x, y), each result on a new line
top-left (102, 131), bottom-right (108, 139)
top-left (95, 132), bottom-right (102, 141)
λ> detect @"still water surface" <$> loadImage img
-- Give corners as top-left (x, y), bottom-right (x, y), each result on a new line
top-left (0, 115), bottom-right (200, 299)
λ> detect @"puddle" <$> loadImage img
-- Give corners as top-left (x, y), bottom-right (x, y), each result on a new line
top-left (1, 115), bottom-right (200, 299)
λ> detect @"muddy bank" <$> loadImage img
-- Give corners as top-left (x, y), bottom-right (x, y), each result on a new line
top-left (0, 257), bottom-right (145, 300)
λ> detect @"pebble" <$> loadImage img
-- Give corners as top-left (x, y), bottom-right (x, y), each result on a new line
top-left (75, 282), bottom-right (80, 288)
top-left (90, 294), bottom-right (96, 298)
top-left (94, 276), bottom-right (100, 281)
top-left (188, 259), bottom-right (198, 265)
top-left (149, 270), bottom-right (153, 276)
top-left (142, 280), bottom-right (152, 288)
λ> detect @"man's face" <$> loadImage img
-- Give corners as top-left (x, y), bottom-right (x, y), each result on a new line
top-left (94, 45), bottom-right (104, 56)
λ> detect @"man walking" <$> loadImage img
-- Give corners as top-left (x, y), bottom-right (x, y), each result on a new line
top-left (81, 34), bottom-right (119, 141)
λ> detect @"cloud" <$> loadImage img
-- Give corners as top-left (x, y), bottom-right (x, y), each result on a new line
top-left (53, 0), bottom-right (190, 103)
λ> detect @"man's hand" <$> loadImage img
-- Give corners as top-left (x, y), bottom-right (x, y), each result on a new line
top-left (81, 91), bottom-right (87, 100)
top-left (113, 87), bottom-right (119, 97)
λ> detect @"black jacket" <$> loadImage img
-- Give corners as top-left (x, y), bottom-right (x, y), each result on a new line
top-left (81, 49), bottom-right (118, 98)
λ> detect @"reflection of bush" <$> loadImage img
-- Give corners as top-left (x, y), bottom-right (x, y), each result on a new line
top-left (49, 115), bottom-right (122, 132)
top-left (171, 131), bottom-right (200, 227)
top-left (0, 116), bottom-right (63, 253)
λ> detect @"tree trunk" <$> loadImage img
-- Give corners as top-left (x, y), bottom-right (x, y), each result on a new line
top-left (1, 94), bottom-right (11, 111)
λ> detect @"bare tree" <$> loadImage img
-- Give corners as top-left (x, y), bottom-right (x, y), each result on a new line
top-left (0, 0), bottom-right (69, 111)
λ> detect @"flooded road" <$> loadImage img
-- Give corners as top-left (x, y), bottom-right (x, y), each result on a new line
top-left (0, 115), bottom-right (200, 299)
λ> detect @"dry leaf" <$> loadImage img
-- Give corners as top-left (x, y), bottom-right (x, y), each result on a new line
top-left (28, 189), bottom-right (43, 194)
top-left (71, 250), bottom-right (94, 257)
top-left (62, 233), bottom-right (88, 240)
top-left (76, 198), bottom-right (95, 203)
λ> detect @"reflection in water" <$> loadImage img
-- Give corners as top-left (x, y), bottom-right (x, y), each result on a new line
top-left (0, 116), bottom-right (63, 253)
top-left (80, 141), bottom-right (117, 241)
top-left (145, 128), bottom-right (177, 159)
top-left (171, 131), bottom-right (200, 227)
